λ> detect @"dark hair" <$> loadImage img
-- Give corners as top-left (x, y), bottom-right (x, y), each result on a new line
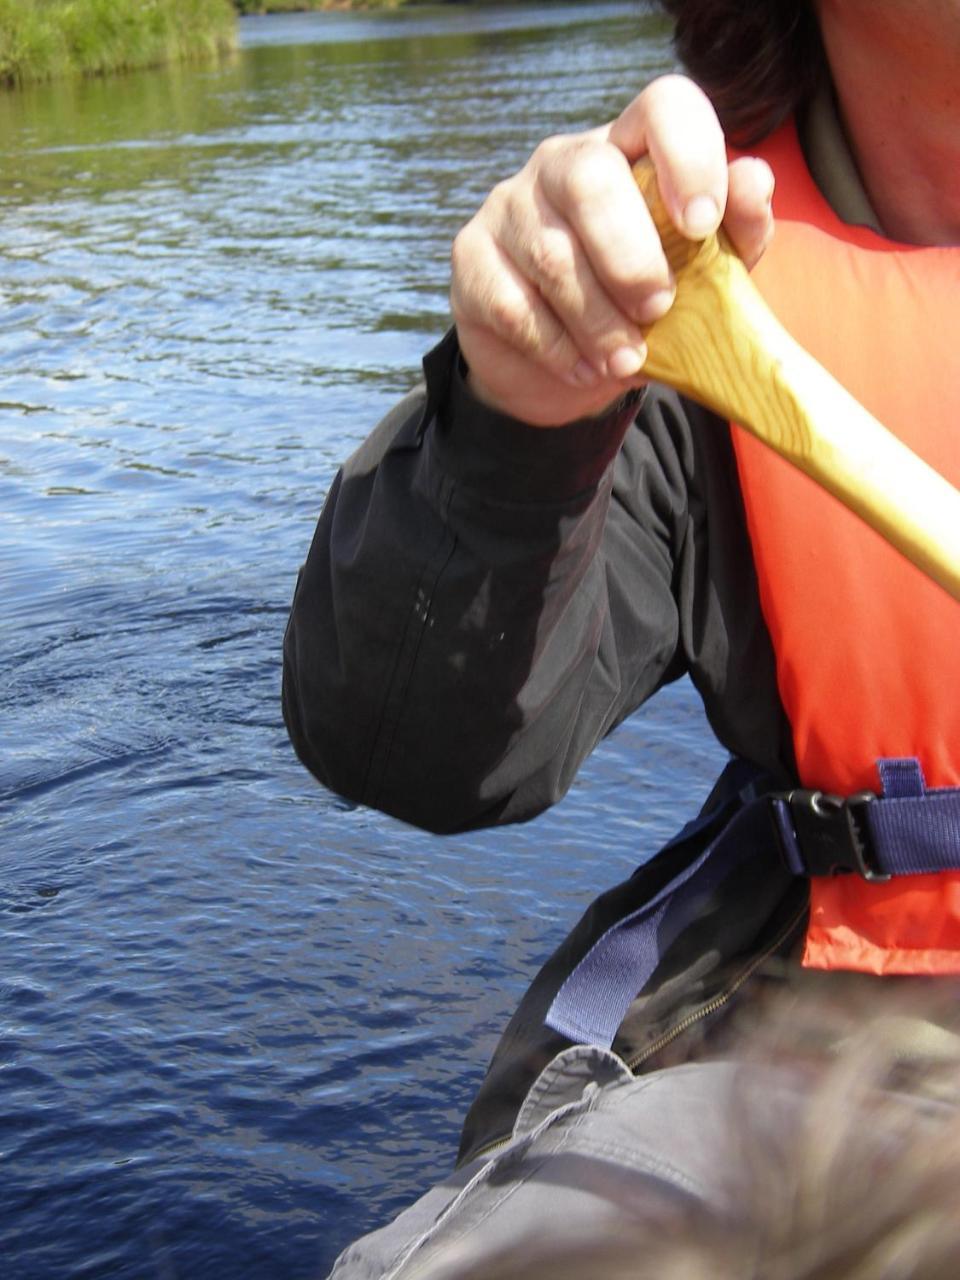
top-left (659, 1), bottom-right (827, 145)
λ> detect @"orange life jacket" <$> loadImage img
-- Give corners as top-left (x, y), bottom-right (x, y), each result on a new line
top-left (730, 120), bottom-right (960, 975)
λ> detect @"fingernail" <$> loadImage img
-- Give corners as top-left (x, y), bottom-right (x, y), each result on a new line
top-left (637, 287), bottom-right (676, 325)
top-left (608, 345), bottom-right (647, 380)
top-left (683, 194), bottom-right (719, 239)
top-left (570, 359), bottom-right (600, 387)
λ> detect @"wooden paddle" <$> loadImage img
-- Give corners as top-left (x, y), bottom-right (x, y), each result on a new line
top-left (631, 157), bottom-right (960, 602)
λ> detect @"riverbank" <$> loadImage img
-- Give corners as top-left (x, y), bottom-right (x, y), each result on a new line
top-left (233, 2), bottom-right (454, 12)
top-left (0, 0), bottom-right (236, 88)
top-left (0, 0), bottom-right (495, 89)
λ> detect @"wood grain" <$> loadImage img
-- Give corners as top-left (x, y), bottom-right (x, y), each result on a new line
top-left (632, 157), bottom-right (960, 602)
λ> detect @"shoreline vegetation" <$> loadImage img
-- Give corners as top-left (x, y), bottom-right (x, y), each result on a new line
top-left (0, 0), bottom-right (236, 89)
top-left (233, 1), bottom-right (432, 12)
top-left (0, 0), bottom-right (441, 90)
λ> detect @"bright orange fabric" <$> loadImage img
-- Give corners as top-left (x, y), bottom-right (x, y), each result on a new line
top-left (730, 121), bottom-right (960, 974)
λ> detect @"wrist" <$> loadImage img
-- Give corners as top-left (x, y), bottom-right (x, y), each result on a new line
top-left (464, 363), bottom-right (643, 430)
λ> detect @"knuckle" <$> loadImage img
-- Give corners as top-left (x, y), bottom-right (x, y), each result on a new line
top-left (532, 131), bottom-right (572, 169)
top-left (562, 144), bottom-right (615, 207)
top-left (467, 178), bottom-right (516, 241)
top-left (450, 223), bottom-right (476, 275)
top-left (486, 177), bottom-right (513, 211)
top-left (650, 71), bottom-right (697, 98)
top-left (609, 249), bottom-right (664, 299)
top-left (643, 72), bottom-right (713, 121)
top-left (540, 326), bottom-right (576, 373)
top-left (488, 291), bottom-right (531, 347)
top-left (528, 229), bottom-right (574, 292)
top-left (451, 233), bottom-right (501, 330)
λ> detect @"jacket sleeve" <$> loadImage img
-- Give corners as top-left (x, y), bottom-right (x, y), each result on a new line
top-left (282, 330), bottom-right (702, 834)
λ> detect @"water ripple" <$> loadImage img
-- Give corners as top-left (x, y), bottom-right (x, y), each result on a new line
top-left (0, 8), bottom-right (719, 1279)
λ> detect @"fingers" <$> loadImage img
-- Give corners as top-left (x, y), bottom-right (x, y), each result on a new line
top-left (449, 74), bottom-right (776, 425)
top-left (607, 74), bottom-right (728, 239)
top-left (451, 217), bottom-right (598, 391)
top-left (606, 76), bottom-right (774, 266)
top-left (453, 136), bottom-right (676, 400)
top-left (535, 136), bottom-right (676, 330)
top-left (489, 156), bottom-right (661, 379)
top-left (724, 156), bottom-right (775, 268)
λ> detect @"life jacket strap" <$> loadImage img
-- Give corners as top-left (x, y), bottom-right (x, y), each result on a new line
top-left (770, 758), bottom-right (960, 882)
top-left (545, 758), bottom-right (960, 1049)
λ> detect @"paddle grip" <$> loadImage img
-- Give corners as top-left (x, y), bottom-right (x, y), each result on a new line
top-left (631, 156), bottom-right (704, 276)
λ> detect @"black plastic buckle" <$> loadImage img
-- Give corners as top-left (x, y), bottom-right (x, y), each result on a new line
top-left (781, 789), bottom-right (890, 882)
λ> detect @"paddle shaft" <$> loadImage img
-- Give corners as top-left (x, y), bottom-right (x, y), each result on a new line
top-left (632, 159), bottom-right (960, 603)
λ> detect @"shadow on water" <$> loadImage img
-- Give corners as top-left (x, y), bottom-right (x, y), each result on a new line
top-left (0, 6), bottom-right (727, 1278)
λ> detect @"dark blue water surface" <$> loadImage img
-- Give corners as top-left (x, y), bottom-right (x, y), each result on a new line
top-left (0, 6), bottom-right (727, 1276)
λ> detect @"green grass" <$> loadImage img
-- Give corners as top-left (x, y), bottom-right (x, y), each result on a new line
top-left (232, 1), bottom-right (432, 12)
top-left (0, 0), bottom-right (483, 88)
top-left (0, 0), bottom-right (237, 88)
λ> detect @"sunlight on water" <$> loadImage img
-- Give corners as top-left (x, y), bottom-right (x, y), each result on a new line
top-left (0, 7), bottom-right (726, 1277)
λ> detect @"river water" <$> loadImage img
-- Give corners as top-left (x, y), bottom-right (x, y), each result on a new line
top-left (0, 6), bottom-right (727, 1276)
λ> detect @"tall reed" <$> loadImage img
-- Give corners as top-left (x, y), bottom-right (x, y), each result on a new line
top-left (0, 0), bottom-right (237, 88)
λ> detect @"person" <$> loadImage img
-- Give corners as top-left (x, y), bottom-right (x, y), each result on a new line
top-left (284, 0), bottom-right (960, 1210)
top-left (326, 978), bottom-right (960, 1279)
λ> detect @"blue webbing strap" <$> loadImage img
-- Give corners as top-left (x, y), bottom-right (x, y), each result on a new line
top-left (545, 798), bottom-right (772, 1048)
top-left (771, 757), bottom-right (960, 878)
top-left (546, 757), bottom-right (960, 1049)
top-left (866, 759), bottom-right (960, 875)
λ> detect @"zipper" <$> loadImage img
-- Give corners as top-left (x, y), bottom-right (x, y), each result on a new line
top-left (466, 1131), bottom-right (513, 1163)
top-left (465, 899), bottom-right (808, 1164)
top-left (625, 899), bottom-right (808, 1072)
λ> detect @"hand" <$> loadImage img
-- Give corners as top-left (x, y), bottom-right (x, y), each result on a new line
top-left (450, 75), bottom-right (775, 427)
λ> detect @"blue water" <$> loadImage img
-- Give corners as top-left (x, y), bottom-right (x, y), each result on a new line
top-left (0, 6), bottom-right (726, 1276)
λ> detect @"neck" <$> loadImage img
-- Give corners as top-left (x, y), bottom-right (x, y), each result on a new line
top-left (815, 1), bottom-right (960, 246)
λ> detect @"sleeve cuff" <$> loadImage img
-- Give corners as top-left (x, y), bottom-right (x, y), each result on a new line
top-left (421, 329), bottom-right (643, 505)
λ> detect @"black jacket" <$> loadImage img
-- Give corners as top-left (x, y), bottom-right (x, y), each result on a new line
top-left (283, 328), bottom-right (797, 832)
top-left (282, 330), bottom-right (809, 1161)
